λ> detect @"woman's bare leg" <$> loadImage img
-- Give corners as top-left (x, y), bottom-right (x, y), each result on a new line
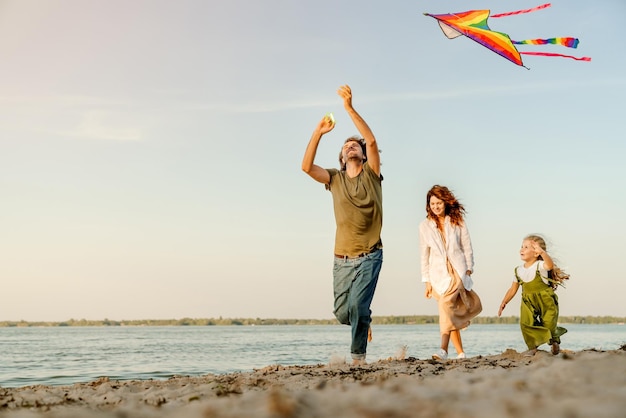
top-left (440, 332), bottom-right (451, 352)
top-left (450, 330), bottom-right (464, 355)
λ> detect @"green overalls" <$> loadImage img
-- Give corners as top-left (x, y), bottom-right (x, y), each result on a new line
top-left (515, 264), bottom-right (567, 350)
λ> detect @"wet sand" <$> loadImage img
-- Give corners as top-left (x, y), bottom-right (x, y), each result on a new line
top-left (1, 347), bottom-right (625, 417)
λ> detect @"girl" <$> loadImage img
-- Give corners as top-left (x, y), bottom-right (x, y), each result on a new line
top-left (419, 185), bottom-right (482, 361)
top-left (498, 234), bottom-right (569, 356)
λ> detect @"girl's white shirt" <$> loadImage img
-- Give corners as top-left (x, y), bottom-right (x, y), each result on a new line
top-left (419, 216), bottom-right (474, 295)
top-left (515, 260), bottom-right (550, 285)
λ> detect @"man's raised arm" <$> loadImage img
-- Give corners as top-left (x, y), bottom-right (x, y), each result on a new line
top-left (337, 85), bottom-right (380, 176)
top-left (301, 116), bottom-right (334, 184)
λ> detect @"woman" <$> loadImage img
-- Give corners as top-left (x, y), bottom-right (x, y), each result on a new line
top-left (419, 185), bottom-right (482, 360)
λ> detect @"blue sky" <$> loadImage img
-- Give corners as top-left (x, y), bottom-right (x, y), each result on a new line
top-left (1, 0), bottom-right (625, 322)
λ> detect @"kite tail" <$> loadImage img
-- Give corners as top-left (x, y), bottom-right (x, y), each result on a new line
top-left (512, 37), bottom-right (580, 48)
top-left (519, 51), bottom-right (591, 61)
top-left (491, 3), bottom-right (551, 18)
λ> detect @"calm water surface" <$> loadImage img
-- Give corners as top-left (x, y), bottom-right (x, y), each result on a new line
top-left (0, 324), bottom-right (624, 388)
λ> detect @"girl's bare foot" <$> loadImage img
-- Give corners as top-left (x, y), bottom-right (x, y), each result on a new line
top-left (551, 342), bottom-right (560, 355)
top-left (522, 348), bottom-right (537, 357)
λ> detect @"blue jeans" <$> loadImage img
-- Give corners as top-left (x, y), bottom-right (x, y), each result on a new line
top-left (332, 248), bottom-right (383, 360)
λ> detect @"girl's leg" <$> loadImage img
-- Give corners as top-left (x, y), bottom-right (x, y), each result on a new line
top-left (523, 347), bottom-right (538, 357)
top-left (542, 293), bottom-right (564, 355)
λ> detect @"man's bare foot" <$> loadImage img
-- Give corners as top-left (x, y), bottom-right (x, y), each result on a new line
top-left (368, 326), bottom-right (373, 342)
top-left (522, 348), bottom-right (537, 357)
top-left (551, 342), bottom-right (560, 355)
top-left (352, 358), bottom-right (366, 366)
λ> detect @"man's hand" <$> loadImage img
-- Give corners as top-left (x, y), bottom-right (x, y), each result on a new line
top-left (337, 84), bottom-right (353, 111)
top-left (316, 115), bottom-right (335, 135)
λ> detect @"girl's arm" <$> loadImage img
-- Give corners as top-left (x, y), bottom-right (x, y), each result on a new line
top-left (498, 282), bottom-right (520, 316)
top-left (540, 251), bottom-right (554, 271)
top-left (532, 241), bottom-right (554, 271)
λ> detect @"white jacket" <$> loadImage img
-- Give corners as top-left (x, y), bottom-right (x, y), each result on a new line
top-left (419, 216), bottom-right (474, 295)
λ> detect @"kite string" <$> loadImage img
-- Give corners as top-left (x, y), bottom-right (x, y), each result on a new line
top-left (491, 3), bottom-right (551, 18)
top-left (519, 51), bottom-right (591, 61)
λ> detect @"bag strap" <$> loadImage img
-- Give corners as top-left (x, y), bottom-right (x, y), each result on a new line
top-left (514, 267), bottom-right (523, 285)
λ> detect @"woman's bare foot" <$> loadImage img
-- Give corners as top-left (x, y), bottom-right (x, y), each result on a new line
top-left (352, 358), bottom-right (366, 366)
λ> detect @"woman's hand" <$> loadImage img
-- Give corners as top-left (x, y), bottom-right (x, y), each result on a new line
top-left (424, 282), bottom-right (433, 299)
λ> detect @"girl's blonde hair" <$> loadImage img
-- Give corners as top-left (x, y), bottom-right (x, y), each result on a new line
top-left (525, 234), bottom-right (570, 289)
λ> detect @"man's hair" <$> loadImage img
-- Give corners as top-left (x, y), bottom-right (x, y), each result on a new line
top-left (338, 136), bottom-right (367, 171)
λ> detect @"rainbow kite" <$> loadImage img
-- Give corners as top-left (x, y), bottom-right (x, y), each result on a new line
top-left (424, 3), bottom-right (591, 69)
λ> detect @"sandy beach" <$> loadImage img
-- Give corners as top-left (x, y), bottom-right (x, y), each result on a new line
top-left (1, 347), bottom-right (625, 418)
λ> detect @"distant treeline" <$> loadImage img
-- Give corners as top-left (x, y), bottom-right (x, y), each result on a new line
top-left (1, 315), bottom-right (624, 327)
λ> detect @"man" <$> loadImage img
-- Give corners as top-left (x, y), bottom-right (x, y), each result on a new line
top-left (301, 85), bottom-right (383, 365)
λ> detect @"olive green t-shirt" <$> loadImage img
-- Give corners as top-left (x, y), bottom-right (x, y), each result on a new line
top-left (326, 162), bottom-right (383, 257)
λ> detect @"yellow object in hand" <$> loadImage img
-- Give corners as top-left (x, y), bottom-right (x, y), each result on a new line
top-left (325, 112), bottom-right (335, 124)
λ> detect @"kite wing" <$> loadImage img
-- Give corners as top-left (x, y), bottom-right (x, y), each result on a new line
top-left (424, 9), bottom-right (525, 67)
